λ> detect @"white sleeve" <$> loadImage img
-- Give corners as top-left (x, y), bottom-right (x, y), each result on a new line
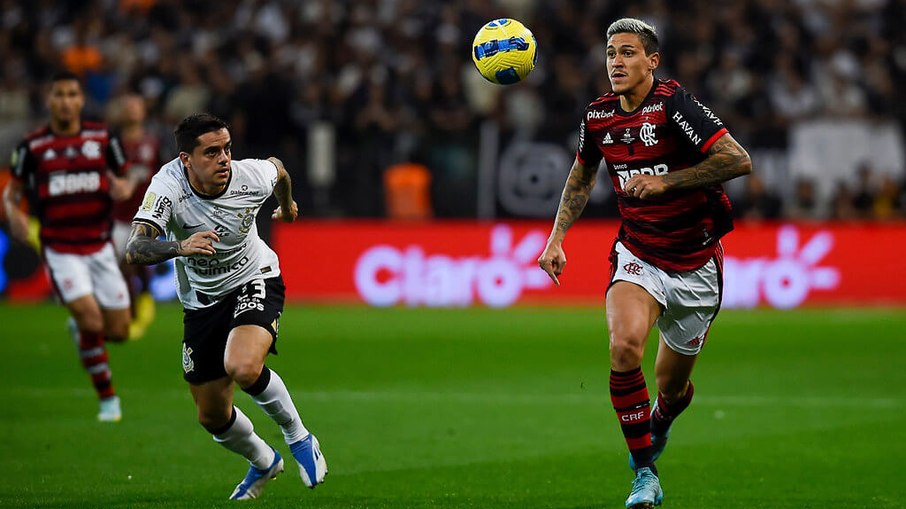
top-left (133, 175), bottom-right (175, 233)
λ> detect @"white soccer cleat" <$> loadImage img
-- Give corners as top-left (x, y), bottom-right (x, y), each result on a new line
top-left (289, 434), bottom-right (327, 488)
top-left (97, 396), bottom-right (122, 423)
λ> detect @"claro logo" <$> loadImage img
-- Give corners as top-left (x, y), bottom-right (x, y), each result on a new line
top-left (723, 226), bottom-right (840, 309)
top-left (354, 226), bottom-right (551, 307)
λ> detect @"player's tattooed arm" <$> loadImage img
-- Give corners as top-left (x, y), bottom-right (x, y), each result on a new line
top-left (268, 156), bottom-right (298, 223)
top-left (124, 222), bottom-right (178, 265)
top-left (662, 134), bottom-right (752, 190)
top-left (125, 222), bottom-right (219, 265)
top-left (552, 159), bottom-right (598, 239)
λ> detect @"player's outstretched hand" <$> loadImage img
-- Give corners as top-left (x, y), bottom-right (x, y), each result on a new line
top-left (537, 242), bottom-right (566, 286)
top-left (177, 230), bottom-right (219, 257)
top-left (272, 201), bottom-right (298, 223)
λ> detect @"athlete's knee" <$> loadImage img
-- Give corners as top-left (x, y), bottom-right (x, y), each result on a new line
top-left (610, 340), bottom-right (645, 370)
top-left (225, 358), bottom-right (264, 389)
top-left (608, 326), bottom-right (648, 369)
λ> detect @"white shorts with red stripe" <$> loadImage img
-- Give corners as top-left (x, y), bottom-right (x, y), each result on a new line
top-left (609, 241), bottom-right (722, 356)
top-left (44, 243), bottom-right (130, 309)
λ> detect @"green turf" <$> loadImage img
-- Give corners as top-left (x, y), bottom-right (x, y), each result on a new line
top-left (0, 303), bottom-right (903, 508)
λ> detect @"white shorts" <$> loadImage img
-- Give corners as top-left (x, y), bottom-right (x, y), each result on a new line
top-left (609, 241), bottom-right (722, 356)
top-left (44, 243), bottom-right (131, 309)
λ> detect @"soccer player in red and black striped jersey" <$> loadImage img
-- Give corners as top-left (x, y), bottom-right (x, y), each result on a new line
top-left (538, 18), bottom-right (752, 509)
top-left (3, 72), bottom-right (139, 422)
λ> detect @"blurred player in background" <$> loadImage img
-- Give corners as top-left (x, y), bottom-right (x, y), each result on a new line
top-left (110, 94), bottom-right (159, 339)
top-left (125, 113), bottom-right (327, 500)
top-left (3, 71), bottom-right (139, 422)
top-left (538, 18), bottom-right (752, 509)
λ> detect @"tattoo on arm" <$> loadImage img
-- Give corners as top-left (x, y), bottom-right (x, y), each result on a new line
top-left (124, 222), bottom-right (180, 265)
top-left (552, 160), bottom-right (598, 238)
top-left (662, 135), bottom-right (752, 191)
top-left (269, 157), bottom-right (294, 209)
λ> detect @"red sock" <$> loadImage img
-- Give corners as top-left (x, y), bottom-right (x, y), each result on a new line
top-left (651, 380), bottom-right (695, 436)
top-left (610, 367), bottom-right (654, 471)
top-left (78, 331), bottom-right (115, 399)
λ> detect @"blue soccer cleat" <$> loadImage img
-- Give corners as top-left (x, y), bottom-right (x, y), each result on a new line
top-left (289, 433), bottom-right (327, 488)
top-left (625, 466), bottom-right (664, 508)
top-left (629, 399), bottom-right (669, 471)
top-left (229, 449), bottom-right (284, 500)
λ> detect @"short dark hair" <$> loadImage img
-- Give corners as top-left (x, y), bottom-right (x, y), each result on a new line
top-left (174, 113), bottom-right (230, 153)
top-left (606, 18), bottom-right (659, 55)
top-left (50, 70), bottom-right (82, 87)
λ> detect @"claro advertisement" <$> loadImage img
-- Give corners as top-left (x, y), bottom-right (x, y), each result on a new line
top-left (274, 221), bottom-right (905, 308)
top-left (2, 221), bottom-right (904, 308)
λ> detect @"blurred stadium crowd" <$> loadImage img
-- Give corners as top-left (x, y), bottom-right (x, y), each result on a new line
top-left (1, 0), bottom-right (904, 220)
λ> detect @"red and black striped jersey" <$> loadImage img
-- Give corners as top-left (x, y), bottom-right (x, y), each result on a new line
top-left (11, 121), bottom-right (128, 254)
top-left (577, 78), bottom-right (732, 272)
top-left (112, 134), bottom-right (161, 223)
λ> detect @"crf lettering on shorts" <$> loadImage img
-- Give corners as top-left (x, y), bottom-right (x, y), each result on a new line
top-left (616, 164), bottom-right (669, 190)
top-left (184, 255), bottom-right (250, 275)
top-left (48, 172), bottom-right (100, 196)
top-left (621, 410), bottom-right (647, 422)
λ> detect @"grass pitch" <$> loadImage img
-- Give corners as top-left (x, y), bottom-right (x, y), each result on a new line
top-left (0, 303), bottom-right (903, 508)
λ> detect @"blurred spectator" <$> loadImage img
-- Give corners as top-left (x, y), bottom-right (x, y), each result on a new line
top-left (786, 178), bottom-right (822, 221)
top-left (873, 176), bottom-right (903, 220)
top-left (830, 182), bottom-right (859, 221)
top-left (851, 163), bottom-right (876, 218)
top-left (733, 175), bottom-right (783, 221)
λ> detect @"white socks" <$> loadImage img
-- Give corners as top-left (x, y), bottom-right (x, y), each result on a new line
top-left (249, 369), bottom-right (309, 444)
top-left (213, 406), bottom-right (275, 469)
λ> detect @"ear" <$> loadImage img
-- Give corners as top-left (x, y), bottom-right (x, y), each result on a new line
top-left (648, 52), bottom-right (660, 71)
top-left (179, 152), bottom-right (190, 168)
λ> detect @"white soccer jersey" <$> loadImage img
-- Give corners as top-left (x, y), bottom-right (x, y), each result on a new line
top-left (134, 157), bottom-right (281, 309)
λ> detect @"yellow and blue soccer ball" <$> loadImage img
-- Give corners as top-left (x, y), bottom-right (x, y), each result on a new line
top-left (471, 18), bottom-right (537, 85)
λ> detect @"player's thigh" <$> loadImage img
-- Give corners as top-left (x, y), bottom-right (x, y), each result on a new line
top-left (189, 376), bottom-right (235, 429)
top-left (606, 281), bottom-right (662, 350)
top-left (606, 242), bottom-right (664, 348)
top-left (224, 325), bottom-right (273, 375)
top-left (88, 243), bottom-right (131, 311)
top-left (224, 277), bottom-right (286, 380)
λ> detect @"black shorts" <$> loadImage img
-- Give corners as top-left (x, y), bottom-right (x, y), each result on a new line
top-left (182, 276), bottom-right (285, 384)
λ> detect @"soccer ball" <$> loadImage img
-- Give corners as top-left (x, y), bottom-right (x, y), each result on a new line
top-left (471, 18), bottom-right (537, 85)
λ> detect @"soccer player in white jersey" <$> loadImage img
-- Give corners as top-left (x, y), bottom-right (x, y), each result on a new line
top-left (124, 113), bottom-right (326, 500)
